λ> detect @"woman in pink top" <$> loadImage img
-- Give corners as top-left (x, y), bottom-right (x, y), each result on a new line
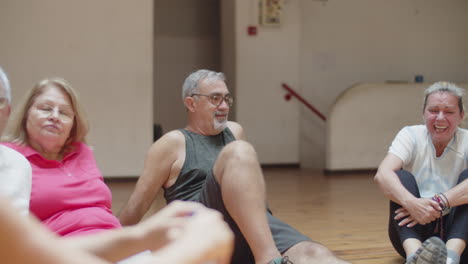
top-left (2, 77), bottom-right (120, 236)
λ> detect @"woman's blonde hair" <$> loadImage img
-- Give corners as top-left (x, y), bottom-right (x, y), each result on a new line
top-left (2, 77), bottom-right (88, 148)
top-left (423, 81), bottom-right (465, 113)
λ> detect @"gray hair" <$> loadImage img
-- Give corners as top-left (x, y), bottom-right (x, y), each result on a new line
top-left (0, 67), bottom-right (11, 103)
top-left (423, 81), bottom-right (465, 113)
top-left (182, 69), bottom-right (225, 101)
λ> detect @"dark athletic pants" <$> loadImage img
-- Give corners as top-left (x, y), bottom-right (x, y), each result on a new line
top-left (388, 170), bottom-right (468, 262)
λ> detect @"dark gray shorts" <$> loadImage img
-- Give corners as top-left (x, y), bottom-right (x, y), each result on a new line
top-left (194, 170), bottom-right (312, 264)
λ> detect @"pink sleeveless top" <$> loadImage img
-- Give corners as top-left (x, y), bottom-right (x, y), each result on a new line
top-left (2, 142), bottom-right (121, 236)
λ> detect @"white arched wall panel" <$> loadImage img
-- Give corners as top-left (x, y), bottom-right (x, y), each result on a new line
top-left (326, 83), bottom-right (468, 171)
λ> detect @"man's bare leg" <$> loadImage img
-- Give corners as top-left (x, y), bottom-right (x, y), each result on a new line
top-left (283, 241), bottom-right (350, 264)
top-left (213, 140), bottom-right (281, 264)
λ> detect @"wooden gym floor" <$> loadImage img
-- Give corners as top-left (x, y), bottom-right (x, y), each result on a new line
top-left (108, 168), bottom-right (403, 264)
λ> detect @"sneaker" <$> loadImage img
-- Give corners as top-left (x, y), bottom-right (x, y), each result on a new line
top-left (268, 256), bottom-right (293, 264)
top-left (406, 237), bottom-right (447, 264)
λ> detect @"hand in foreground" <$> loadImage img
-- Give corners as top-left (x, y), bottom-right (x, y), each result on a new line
top-left (395, 198), bottom-right (441, 227)
top-left (169, 204), bottom-right (234, 264)
top-left (145, 201), bottom-right (234, 264)
top-left (137, 201), bottom-right (211, 251)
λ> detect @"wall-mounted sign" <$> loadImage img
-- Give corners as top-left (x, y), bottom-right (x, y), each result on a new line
top-left (259, 0), bottom-right (283, 26)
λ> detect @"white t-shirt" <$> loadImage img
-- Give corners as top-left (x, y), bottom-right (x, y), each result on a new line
top-left (0, 145), bottom-right (32, 215)
top-left (389, 125), bottom-right (468, 199)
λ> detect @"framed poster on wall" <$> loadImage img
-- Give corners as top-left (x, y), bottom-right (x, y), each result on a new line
top-left (259, 0), bottom-right (283, 26)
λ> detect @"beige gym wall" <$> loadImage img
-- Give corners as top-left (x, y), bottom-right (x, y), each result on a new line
top-left (0, 0), bottom-right (153, 177)
top-left (2, 0), bottom-right (467, 174)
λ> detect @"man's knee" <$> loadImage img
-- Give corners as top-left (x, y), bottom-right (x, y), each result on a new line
top-left (213, 140), bottom-right (260, 182)
top-left (219, 140), bottom-right (258, 163)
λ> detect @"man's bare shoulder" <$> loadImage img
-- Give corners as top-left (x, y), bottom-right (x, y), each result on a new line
top-left (148, 130), bottom-right (185, 154)
top-left (227, 121), bottom-right (245, 140)
top-left (161, 130), bottom-right (185, 142)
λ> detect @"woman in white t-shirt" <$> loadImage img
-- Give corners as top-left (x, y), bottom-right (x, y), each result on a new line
top-left (375, 82), bottom-right (468, 264)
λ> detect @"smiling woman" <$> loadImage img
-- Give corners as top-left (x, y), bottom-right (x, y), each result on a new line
top-left (422, 83), bottom-right (465, 156)
top-left (374, 82), bottom-right (468, 264)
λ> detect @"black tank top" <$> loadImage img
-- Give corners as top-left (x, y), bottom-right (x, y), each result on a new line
top-left (163, 128), bottom-right (236, 202)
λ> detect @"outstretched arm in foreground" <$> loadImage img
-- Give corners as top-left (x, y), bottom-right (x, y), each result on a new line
top-left (1, 198), bottom-right (233, 264)
top-left (65, 201), bottom-right (233, 263)
top-left (0, 197), bottom-right (108, 264)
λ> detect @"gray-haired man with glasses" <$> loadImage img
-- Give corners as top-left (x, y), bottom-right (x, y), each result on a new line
top-left (0, 67), bottom-right (12, 134)
top-left (120, 69), bottom-right (348, 264)
top-left (0, 67), bottom-right (32, 215)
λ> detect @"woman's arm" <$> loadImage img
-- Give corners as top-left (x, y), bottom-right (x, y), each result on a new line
top-left (0, 197), bottom-right (110, 264)
top-left (444, 177), bottom-right (468, 208)
top-left (374, 154), bottom-right (413, 204)
top-left (1, 197), bottom-right (233, 264)
top-left (374, 153), bottom-right (440, 226)
top-left (63, 201), bottom-right (199, 262)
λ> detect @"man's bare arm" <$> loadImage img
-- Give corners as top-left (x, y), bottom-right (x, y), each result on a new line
top-left (119, 130), bottom-right (185, 226)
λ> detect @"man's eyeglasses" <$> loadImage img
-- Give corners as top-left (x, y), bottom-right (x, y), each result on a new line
top-left (0, 97), bottom-right (8, 110)
top-left (191, 93), bottom-right (234, 107)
